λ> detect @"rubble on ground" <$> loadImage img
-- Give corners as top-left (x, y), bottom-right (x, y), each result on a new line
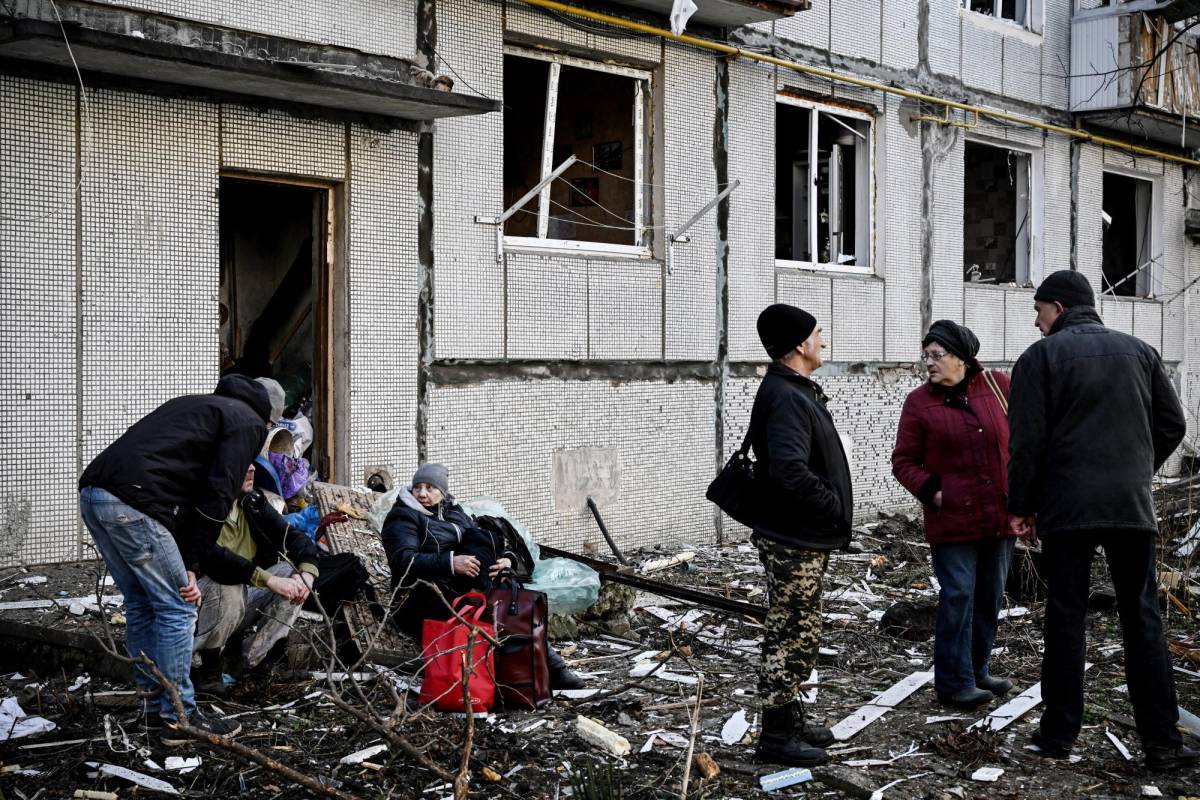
top-left (1, 493), bottom-right (1198, 798)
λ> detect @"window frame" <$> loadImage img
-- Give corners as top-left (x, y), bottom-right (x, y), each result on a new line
top-left (961, 135), bottom-right (1045, 288)
top-left (502, 45), bottom-right (653, 259)
top-left (961, 0), bottom-right (1044, 35)
top-left (1100, 165), bottom-right (1163, 299)
top-left (774, 94), bottom-right (876, 276)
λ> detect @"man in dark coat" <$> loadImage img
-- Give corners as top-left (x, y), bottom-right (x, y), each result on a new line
top-left (1007, 270), bottom-right (1195, 771)
top-left (748, 304), bottom-right (853, 768)
top-left (79, 374), bottom-right (274, 744)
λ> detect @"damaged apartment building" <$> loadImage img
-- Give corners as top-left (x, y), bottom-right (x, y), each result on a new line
top-left (2, 0), bottom-right (1200, 566)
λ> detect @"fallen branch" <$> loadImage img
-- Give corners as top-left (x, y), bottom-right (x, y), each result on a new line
top-left (324, 691), bottom-right (454, 782)
top-left (454, 634), bottom-right (477, 800)
top-left (679, 675), bottom-right (705, 799)
top-left (135, 655), bottom-right (361, 800)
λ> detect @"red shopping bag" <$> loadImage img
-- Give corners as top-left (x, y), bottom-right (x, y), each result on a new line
top-left (418, 592), bottom-right (496, 712)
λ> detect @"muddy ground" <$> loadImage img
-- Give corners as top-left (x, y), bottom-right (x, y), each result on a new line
top-left (1, 491), bottom-right (1198, 800)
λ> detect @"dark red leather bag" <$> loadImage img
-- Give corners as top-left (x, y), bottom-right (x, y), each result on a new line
top-left (485, 575), bottom-right (551, 710)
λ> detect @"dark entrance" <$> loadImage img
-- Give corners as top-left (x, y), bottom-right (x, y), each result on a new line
top-left (219, 176), bottom-right (335, 478)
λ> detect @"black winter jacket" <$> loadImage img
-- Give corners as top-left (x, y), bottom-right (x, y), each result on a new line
top-left (381, 489), bottom-right (475, 589)
top-left (200, 488), bottom-right (322, 586)
top-left (80, 375), bottom-right (271, 572)
top-left (1007, 306), bottom-right (1186, 535)
top-left (749, 362), bottom-right (854, 550)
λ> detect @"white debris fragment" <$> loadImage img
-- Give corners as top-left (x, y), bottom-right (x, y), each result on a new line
top-left (16, 576), bottom-right (47, 585)
top-left (553, 688), bottom-right (600, 699)
top-left (575, 715), bottom-right (630, 756)
top-left (0, 697), bottom-right (56, 740)
top-left (1141, 786), bottom-right (1163, 797)
top-left (163, 756), bottom-right (201, 774)
top-left (997, 607), bottom-right (1028, 620)
top-left (68, 602), bottom-right (86, 616)
top-left (1105, 728), bottom-right (1134, 761)
top-left (799, 668), bottom-right (819, 704)
top-left (340, 744), bottom-right (388, 766)
top-left (970, 767), bottom-right (1004, 782)
top-left (925, 715), bottom-right (965, 724)
top-left (68, 674), bottom-right (91, 692)
top-left (721, 709), bottom-right (750, 746)
top-left (91, 763), bottom-right (179, 795)
top-left (640, 552), bottom-right (695, 573)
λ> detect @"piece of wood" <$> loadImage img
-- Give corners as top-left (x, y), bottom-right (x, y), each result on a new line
top-left (313, 482), bottom-right (409, 663)
top-left (973, 663), bottom-right (1094, 732)
top-left (830, 671), bottom-right (934, 741)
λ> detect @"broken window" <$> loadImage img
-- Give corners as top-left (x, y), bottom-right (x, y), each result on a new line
top-left (1101, 172), bottom-right (1156, 297)
top-left (963, 141), bottom-right (1031, 286)
top-left (775, 98), bottom-right (873, 271)
top-left (962, 0), bottom-right (1032, 27)
top-left (502, 49), bottom-right (649, 252)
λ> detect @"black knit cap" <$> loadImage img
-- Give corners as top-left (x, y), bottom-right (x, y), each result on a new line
top-left (1034, 270), bottom-right (1095, 309)
top-left (757, 303), bottom-right (817, 359)
top-left (923, 320), bottom-right (981, 368)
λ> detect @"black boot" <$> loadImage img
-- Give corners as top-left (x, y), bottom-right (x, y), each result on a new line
top-left (795, 700), bottom-right (835, 747)
top-left (192, 648), bottom-right (230, 698)
top-left (547, 646), bottom-right (586, 690)
top-left (755, 702), bottom-right (828, 767)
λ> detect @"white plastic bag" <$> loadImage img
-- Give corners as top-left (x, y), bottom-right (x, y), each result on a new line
top-left (460, 497), bottom-right (600, 615)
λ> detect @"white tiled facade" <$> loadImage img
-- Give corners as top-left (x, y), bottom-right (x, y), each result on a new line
top-left (2, 0), bottom-right (1197, 565)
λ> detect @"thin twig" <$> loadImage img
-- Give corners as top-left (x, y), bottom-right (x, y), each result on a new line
top-left (679, 675), bottom-right (704, 799)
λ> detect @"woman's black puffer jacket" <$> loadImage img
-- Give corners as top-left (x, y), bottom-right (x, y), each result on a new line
top-left (380, 487), bottom-right (473, 587)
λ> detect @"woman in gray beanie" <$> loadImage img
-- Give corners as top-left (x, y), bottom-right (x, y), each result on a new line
top-left (380, 463), bottom-right (585, 690)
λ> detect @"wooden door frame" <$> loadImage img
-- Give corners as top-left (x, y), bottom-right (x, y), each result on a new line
top-left (218, 171), bottom-right (346, 483)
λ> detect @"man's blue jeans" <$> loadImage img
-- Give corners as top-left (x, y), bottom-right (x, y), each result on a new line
top-left (80, 487), bottom-right (197, 721)
top-left (930, 537), bottom-right (1016, 696)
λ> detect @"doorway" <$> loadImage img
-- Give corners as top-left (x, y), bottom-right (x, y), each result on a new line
top-left (219, 176), bottom-right (336, 480)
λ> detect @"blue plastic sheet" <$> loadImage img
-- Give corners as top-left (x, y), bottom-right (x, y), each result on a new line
top-left (283, 505), bottom-right (320, 541)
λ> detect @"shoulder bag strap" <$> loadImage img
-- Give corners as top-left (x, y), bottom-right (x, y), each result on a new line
top-left (981, 370), bottom-right (1008, 417)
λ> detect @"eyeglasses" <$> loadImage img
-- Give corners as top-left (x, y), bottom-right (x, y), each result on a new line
top-left (921, 350), bottom-right (949, 363)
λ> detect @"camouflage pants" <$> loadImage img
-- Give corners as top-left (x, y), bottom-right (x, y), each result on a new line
top-left (755, 537), bottom-right (829, 708)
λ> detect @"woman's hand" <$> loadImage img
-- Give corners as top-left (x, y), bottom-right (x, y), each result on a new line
top-left (932, 491), bottom-right (943, 508)
top-left (488, 557), bottom-right (513, 578)
top-left (453, 554), bottom-right (481, 578)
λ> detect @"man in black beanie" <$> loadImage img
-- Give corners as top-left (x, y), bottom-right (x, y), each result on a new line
top-left (744, 304), bottom-right (853, 767)
top-left (1007, 270), bottom-right (1194, 770)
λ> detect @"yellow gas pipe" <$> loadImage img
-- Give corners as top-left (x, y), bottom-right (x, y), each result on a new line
top-left (517, 0), bottom-right (1200, 168)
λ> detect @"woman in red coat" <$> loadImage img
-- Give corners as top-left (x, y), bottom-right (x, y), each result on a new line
top-left (892, 320), bottom-right (1017, 710)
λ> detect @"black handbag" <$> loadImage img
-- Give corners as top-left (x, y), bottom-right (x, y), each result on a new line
top-left (706, 425), bottom-right (761, 528)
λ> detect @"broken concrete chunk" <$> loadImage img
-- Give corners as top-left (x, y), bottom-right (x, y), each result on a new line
top-left (163, 756), bottom-right (201, 774)
top-left (575, 715), bottom-right (630, 756)
top-left (970, 767), bottom-right (1003, 782)
top-left (1141, 786), bottom-right (1163, 797)
top-left (721, 708), bottom-right (750, 746)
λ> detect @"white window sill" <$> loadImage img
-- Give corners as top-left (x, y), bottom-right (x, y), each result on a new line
top-left (960, 8), bottom-right (1042, 45)
top-left (504, 236), bottom-right (654, 261)
top-left (775, 259), bottom-right (874, 277)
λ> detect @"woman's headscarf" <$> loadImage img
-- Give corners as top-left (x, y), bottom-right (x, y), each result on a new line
top-left (922, 320), bottom-right (981, 371)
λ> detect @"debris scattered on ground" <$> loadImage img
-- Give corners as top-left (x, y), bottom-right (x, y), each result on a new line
top-left (0, 502), bottom-right (1197, 798)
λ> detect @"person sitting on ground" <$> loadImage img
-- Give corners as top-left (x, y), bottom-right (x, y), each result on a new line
top-left (192, 463), bottom-right (321, 696)
top-left (380, 463), bottom-right (585, 690)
